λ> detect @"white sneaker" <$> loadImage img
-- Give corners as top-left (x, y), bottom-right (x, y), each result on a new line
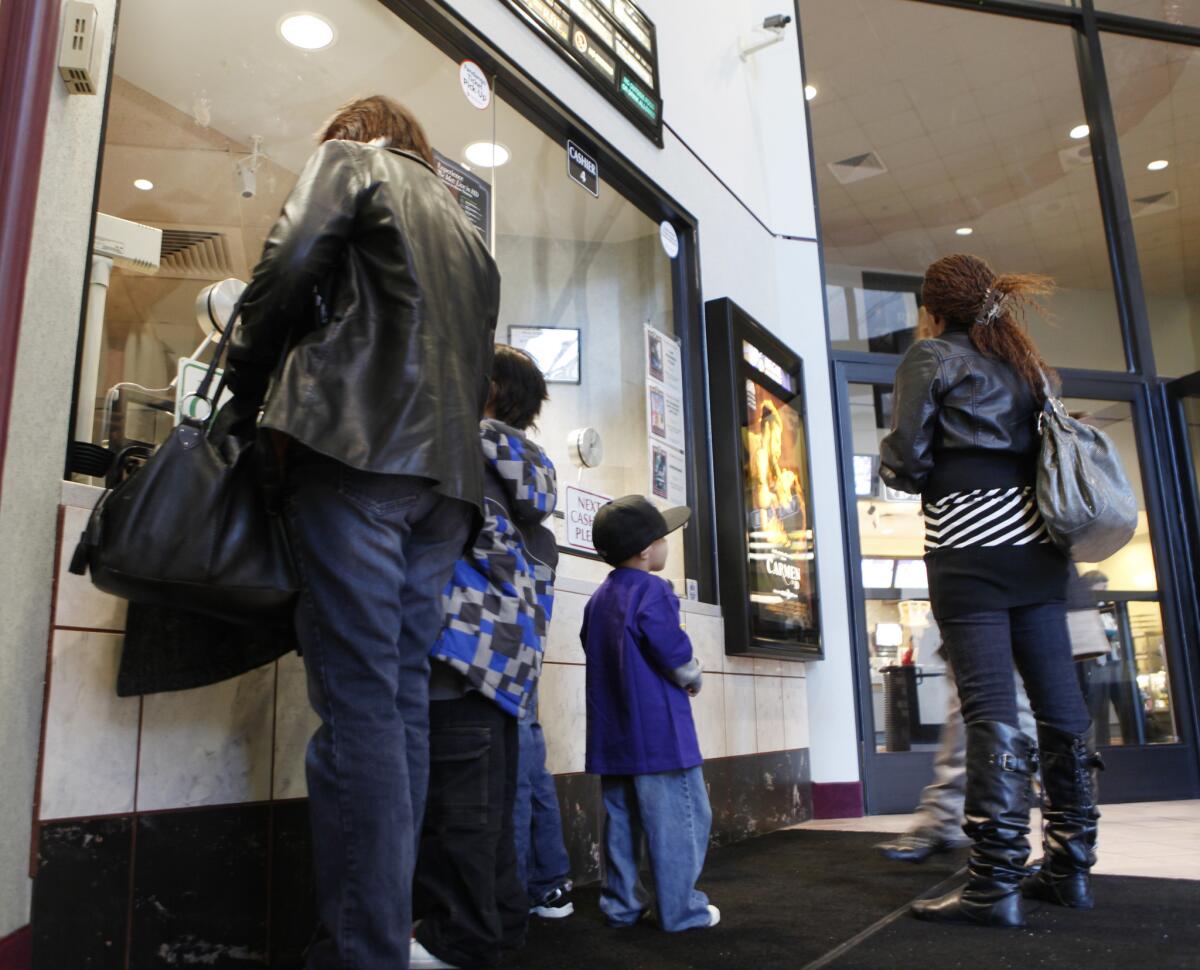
top-left (706, 904), bottom-right (721, 927)
top-left (409, 939), bottom-right (459, 970)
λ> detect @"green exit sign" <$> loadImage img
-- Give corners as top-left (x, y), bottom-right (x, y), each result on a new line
top-left (619, 74), bottom-right (658, 123)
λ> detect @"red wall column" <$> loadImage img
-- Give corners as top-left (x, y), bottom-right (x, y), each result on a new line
top-left (0, 0), bottom-right (64, 505)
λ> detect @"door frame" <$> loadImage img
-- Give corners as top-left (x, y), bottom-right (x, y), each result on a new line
top-left (1164, 371), bottom-right (1200, 769)
top-left (833, 357), bottom-right (1200, 814)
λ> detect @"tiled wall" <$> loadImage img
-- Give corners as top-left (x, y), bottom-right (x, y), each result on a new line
top-left (33, 484), bottom-right (812, 966)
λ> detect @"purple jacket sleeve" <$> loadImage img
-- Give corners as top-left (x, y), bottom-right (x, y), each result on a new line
top-left (634, 580), bottom-right (695, 680)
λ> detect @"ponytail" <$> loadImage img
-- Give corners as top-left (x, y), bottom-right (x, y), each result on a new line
top-left (921, 255), bottom-right (1059, 400)
top-left (969, 273), bottom-right (1058, 399)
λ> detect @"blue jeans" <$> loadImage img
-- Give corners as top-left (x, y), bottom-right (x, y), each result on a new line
top-left (284, 451), bottom-right (472, 970)
top-left (514, 707), bottom-right (572, 898)
top-left (939, 602), bottom-right (1090, 735)
top-left (600, 766), bottom-right (712, 932)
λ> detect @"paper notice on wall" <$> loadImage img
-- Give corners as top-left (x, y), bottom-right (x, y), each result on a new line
top-left (644, 324), bottom-right (686, 454)
top-left (648, 438), bottom-right (686, 507)
top-left (564, 484), bottom-right (612, 554)
top-left (432, 149), bottom-right (492, 248)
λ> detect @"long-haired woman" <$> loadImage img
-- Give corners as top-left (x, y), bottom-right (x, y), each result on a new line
top-left (880, 254), bottom-right (1101, 928)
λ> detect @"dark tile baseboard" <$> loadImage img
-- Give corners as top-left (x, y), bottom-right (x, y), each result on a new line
top-left (32, 748), bottom-right (811, 966)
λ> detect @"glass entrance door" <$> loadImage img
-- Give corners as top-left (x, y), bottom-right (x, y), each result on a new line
top-left (834, 360), bottom-right (942, 813)
top-left (836, 360), bottom-right (1200, 813)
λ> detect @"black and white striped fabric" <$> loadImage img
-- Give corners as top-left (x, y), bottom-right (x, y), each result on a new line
top-left (923, 486), bottom-right (1051, 552)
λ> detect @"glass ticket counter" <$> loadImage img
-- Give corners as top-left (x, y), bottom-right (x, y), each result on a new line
top-left (77, 0), bottom-right (699, 591)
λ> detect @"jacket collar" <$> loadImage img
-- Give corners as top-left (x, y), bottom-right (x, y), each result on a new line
top-left (383, 146), bottom-right (438, 176)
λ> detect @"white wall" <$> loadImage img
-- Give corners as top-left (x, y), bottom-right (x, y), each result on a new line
top-left (0, 0), bottom-right (117, 936)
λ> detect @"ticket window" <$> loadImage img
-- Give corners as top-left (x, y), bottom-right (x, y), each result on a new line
top-left (81, 0), bottom-right (691, 591)
top-left (490, 98), bottom-right (686, 587)
top-left (82, 3), bottom-right (495, 457)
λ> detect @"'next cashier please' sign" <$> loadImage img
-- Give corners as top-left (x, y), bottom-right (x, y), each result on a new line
top-left (564, 485), bottom-right (611, 554)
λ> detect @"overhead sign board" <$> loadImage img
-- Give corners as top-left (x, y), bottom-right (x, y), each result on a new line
top-left (501, 0), bottom-right (663, 146)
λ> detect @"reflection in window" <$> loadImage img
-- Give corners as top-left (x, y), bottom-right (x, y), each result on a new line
top-left (1060, 398), bottom-right (1177, 744)
top-left (848, 383), bottom-right (948, 753)
top-left (800, 0), bottom-right (1126, 369)
top-left (1101, 31), bottom-right (1200, 376)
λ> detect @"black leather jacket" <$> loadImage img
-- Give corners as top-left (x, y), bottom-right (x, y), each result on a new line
top-left (879, 328), bottom-right (1042, 498)
top-left (228, 140), bottom-right (500, 512)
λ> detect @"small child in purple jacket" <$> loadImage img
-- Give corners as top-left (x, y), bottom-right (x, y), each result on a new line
top-left (582, 495), bottom-right (720, 932)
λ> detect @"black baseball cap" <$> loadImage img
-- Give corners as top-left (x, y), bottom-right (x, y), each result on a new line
top-left (592, 495), bottom-right (691, 566)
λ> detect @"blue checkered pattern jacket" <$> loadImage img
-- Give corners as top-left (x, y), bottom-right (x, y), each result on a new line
top-left (431, 420), bottom-right (559, 718)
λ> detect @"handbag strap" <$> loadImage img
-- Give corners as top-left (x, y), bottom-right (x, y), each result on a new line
top-left (184, 298), bottom-right (244, 425)
top-left (1036, 368), bottom-right (1064, 435)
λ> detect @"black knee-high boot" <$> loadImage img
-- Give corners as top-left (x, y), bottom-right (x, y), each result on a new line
top-left (1021, 723), bottom-right (1102, 909)
top-left (911, 721), bottom-right (1035, 928)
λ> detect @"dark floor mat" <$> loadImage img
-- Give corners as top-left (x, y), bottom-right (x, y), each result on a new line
top-left (513, 829), bottom-right (1200, 970)
top-left (513, 829), bottom-right (968, 969)
top-left (825, 872), bottom-right (1200, 970)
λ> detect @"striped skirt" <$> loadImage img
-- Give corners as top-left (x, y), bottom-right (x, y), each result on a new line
top-left (923, 486), bottom-right (1051, 552)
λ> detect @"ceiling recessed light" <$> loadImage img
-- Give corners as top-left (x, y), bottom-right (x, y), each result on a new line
top-left (464, 141), bottom-right (510, 167)
top-left (133, 178), bottom-right (154, 191)
top-left (279, 13), bottom-right (335, 50)
top-left (955, 226), bottom-right (974, 236)
top-left (1070, 124), bottom-right (1090, 140)
top-left (1147, 159), bottom-right (1169, 171)
top-left (805, 84), bottom-right (817, 101)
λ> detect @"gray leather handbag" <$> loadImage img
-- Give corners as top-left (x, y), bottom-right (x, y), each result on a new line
top-left (1035, 377), bottom-right (1137, 562)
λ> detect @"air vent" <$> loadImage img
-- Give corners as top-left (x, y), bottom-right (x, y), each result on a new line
top-left (1130, 190), bottom-right (1178, 218)
top-left (158, 227), bottom-right (247, 279)
top-left (827, 151), bottom-right (887, 186)
top-left (1058, 143), bottom-right (1093, 172)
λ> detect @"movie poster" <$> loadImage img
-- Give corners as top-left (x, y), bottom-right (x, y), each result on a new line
top-left (743, 378), bottom-right (816, 641)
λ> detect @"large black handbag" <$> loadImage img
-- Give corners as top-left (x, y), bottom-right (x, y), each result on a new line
top-left (69, 304), bottom-right (298, 625)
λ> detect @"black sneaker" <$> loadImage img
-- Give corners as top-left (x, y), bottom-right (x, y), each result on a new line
top-left (530, 881), bottom-right (574, 919)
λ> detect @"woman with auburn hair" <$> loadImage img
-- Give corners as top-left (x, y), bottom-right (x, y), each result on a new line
top-left (226, 94), bottom-right (499, 968)
top-left (880, 254), bottom-right (1100, 928)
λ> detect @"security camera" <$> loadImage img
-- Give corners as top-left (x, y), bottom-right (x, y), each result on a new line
top-left (236, 160), bottom-right (256, 199)
top-left (235, 135), bottom-right (266, 200)
top-left (740, 14), bottom-right (793, 59)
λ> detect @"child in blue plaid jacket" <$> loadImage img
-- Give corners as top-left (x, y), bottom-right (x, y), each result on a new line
top-left (412, 346), bottom-right (561, 970)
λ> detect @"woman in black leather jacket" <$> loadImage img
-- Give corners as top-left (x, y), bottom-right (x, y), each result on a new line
top-left (227, 97), bottom-right (500, 969)
top-left (880, 254), bottom-right (1099, 929)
